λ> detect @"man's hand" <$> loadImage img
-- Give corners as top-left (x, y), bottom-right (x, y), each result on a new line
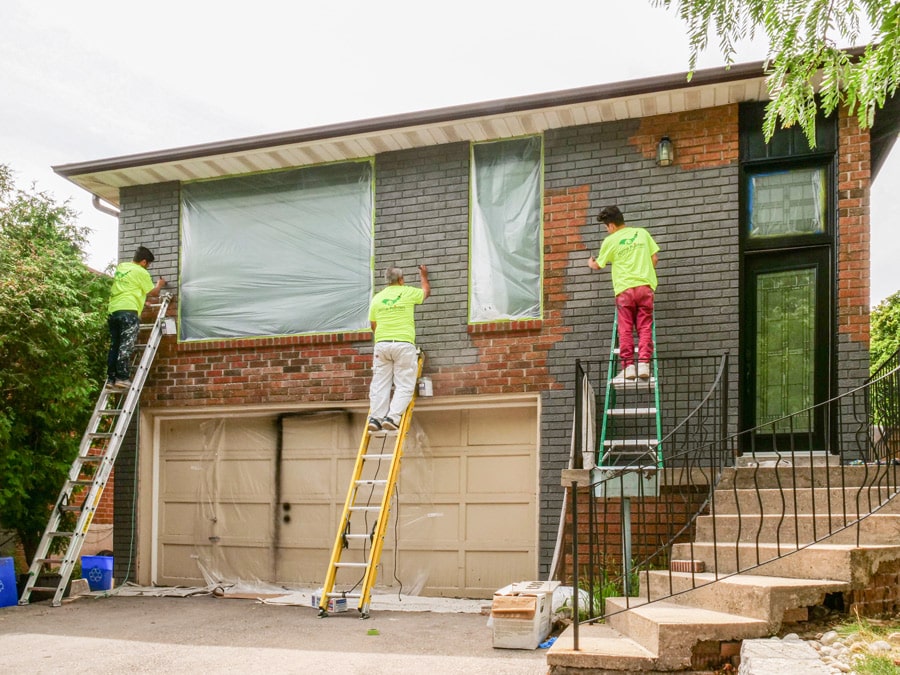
top-left (587, 257), bottom-right (600, 270)
top-left (418, 264), bottom-right (431, 300)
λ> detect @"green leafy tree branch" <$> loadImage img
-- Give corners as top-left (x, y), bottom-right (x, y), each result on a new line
top-left (653, 0), bottom-right (900, 144)
top-left (0, 165), bottom-right (112, 562)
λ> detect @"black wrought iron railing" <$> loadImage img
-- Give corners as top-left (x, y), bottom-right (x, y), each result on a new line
top-left (562, 348), bottom-right (900, 650)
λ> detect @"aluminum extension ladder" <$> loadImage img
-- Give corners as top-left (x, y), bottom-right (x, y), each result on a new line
top-left (19, 292), bottom-right (173, 606)
top-left (318, 350), bottom-right (425, 619)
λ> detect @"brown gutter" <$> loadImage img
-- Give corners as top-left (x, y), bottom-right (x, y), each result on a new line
top-left (53, 59), bottom-right (771, 179)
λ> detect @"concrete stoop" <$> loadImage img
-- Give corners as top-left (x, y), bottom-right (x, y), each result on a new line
top-left (546, 467), bottom-right (900, 673)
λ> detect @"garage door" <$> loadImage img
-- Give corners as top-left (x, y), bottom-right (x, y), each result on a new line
top-left (155, 401), bottom-right (538, 598)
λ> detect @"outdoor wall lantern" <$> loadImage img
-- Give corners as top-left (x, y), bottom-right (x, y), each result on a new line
top-left (656, 136), bottom-right (674, 166)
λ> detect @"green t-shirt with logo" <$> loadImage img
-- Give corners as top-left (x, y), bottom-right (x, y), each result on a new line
top-left (108, 262), bottom-right (154, 313)
top-left (596, 226), bottom-right (660, 296)
top-left (369, 285), bottom-right (426, 343)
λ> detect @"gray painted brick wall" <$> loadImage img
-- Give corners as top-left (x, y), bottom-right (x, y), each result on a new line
top-left (112, 117), bottom-right (868, 581)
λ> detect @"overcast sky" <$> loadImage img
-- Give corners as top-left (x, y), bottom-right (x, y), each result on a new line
top-left (2, 0), bottom-right (897, 305)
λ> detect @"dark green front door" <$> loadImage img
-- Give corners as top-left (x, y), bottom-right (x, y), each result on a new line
top-left (741, 248), bottom-right (831, 451)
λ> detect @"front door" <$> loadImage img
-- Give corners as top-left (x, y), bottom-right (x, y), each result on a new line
top-left (741, 248), bottom-right (831, 451)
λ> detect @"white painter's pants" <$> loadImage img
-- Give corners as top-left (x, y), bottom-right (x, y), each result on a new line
top-left (369, 341), bottom-right (418, 421)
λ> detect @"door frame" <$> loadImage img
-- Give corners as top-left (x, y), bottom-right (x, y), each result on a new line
top-left (739, 246), bottom-right (834, 452)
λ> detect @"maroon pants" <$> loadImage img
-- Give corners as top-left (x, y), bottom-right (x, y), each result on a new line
top-left (615, 285), bottom-right (654, 368)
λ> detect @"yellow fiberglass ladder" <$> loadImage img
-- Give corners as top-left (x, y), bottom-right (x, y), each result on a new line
top-left (318, 350), bottom-right (425, 619)
top-left (19, 292), bottom-right (174, 606)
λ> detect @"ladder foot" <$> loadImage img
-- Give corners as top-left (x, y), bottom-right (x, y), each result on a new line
top-left (359, 611), bottom-right (370, 620)
top-left (317, 609), bottom-right (328, 618)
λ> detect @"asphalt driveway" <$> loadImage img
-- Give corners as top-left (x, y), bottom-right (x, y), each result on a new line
top-left (0, 593), bottom-right (549, 674)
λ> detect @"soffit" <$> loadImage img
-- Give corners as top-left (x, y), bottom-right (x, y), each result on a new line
top-left (55, 64), bottom-right (770, 207)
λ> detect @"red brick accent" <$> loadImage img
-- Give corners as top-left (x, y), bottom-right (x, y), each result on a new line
top-left (425, 186), bottom-right (586, 396)
top-left (848, 559), bottom-right (900, 616)
top-left (837, 108), bottom-right (871, 345)
top-left (630, 105), bottom-right (740, 170)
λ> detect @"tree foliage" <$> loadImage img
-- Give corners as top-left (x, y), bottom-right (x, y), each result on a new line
top-left (653, 0), bottom-right (900, 144)
top-left (871, 289), bottom-right (900, 371)
top-left (0, 165), bottom-right (112, 561)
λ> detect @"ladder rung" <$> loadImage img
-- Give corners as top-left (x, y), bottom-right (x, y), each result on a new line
top-left (606, 407), bottom-right (656, 416)
top-left (362, 453), bottom-right (394, 460)
top-left (355, 479), bottom-right (387, 486)
top-left (343, 533), bottom-right (370, 539)
top-left (99, 409), bottom-right (124, 416)
top-left (604, 439), bottom-right (659, 447)
top-left (67, 479), bottom-right (94, 487)
top-left (47, 531), bottom-right (75, 538)
top-left (327, 592), bottom-right (361, 599)
top-left (36, 557), bottom-right (66, 565)
top-left (334, 562), bottom-right (368, 568)
top-left (29, 586), bottom-right (62, 593)
top-left (88, 432), bottom-right (114, 439)
top-left (610, 379), bottom-right (656, 388)
top-left (58, 504), bottom-right (83, 512)
top-left (348, 506), bottom-right (381, 512)
top-left (78, 455), bottom-right (104, 463)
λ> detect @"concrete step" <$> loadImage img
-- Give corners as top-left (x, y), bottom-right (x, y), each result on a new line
top-left (670, 542), bottom-right (900, 583)
top-left (717, 464), bottom-right (899, 490)
top-left (641, 570), bottom-right (850, 628)
top-left (546, 622), bottom-right (658, 672)
top-left (604, 597), bottom-right (768, 670)
top-left (710, 486), bottom-right (900, 515)
top-left (693, 511), bottom-right (900, 545)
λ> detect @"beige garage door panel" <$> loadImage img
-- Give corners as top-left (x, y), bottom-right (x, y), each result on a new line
top-left (468, 406), bottom-right (536, 445)
top-left (397, 455), bottom-right (461, 494)
top-left (393, 503), bottom-right (461, 544)
top-left (466, 453), bottom-right (533, 494)
top-left (466, 550), bottom-right (533, 589)
top-left (156, 403), bottom-right (538, 596)
top-left (414, 409), bottom-right (464, 445)
top-left (467, 502), bottom-right (534, 545)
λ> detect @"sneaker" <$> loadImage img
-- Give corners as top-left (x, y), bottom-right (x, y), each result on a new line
top-left (114, 379), bottom-right (133, 390)
top-left (367, 417), bottom-right (382, 432)
top-left (638, 362), bottom-right (651, 379)
top-left (381, 416), bottom-right (399, 431)
top-left (610, 365), bottom-right (636, 384)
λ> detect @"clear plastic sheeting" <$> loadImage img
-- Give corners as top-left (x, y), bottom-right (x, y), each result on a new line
top-left (155, 411), bottom-right (443, 597)
top-left (469, 136), bottom-right (542, 322)
top-left (179, 161), bottom-right (374, 341)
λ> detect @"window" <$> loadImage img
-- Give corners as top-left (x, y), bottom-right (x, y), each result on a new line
top-left (469, 136), bottom-right (543, 322)
top-left (179, 161), bottom-right (373, 341)
top-left (747, 167), bottom-right (827, 239)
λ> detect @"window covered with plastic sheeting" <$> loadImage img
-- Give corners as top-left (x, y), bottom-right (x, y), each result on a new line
top-left (469, 136), bottom-right (543, 322)
top-left (179, 161), bottom-right (374, 341)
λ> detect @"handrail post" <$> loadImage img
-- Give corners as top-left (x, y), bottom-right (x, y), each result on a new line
top-left (575, 360), bottom-right (584, 470)
top-left (571, 479), bottom-right (579, 651)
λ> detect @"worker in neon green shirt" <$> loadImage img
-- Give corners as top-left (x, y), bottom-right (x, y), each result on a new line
top-left (588, 205), bottom-right (660, 381)
top-left (106, 246), bottom-right (166, 391)
top-left (367, 264), bottom-right (430, 432)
